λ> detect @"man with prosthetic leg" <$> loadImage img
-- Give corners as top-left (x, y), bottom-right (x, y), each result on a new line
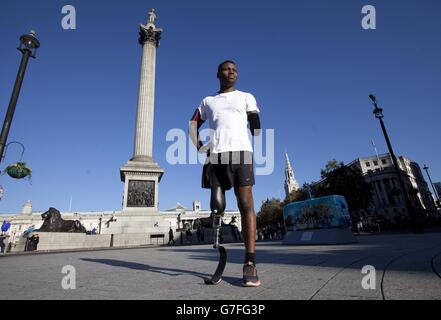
top-left (189, 60), bottom-right (262, 287)
top-left (205, 185), bottom-right (227, 284)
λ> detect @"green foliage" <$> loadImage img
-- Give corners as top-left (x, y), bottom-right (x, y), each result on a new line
top-left (3, 162), bottom-right (32, 180)
top-left (320, 159), bottom-right (344, 179)
top-left (284, 183), bottom-right (312, 205)
top-left (257, 198), bottom-right (283, 229)
top-left (316, 160), bottom-right (373, 213)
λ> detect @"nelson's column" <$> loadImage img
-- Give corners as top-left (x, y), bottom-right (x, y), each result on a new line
top-left (120, 9), bottom-right (164, 213)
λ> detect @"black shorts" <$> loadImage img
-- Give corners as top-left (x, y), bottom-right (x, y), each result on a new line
top-left (202, 151), bottom-right (255, 190)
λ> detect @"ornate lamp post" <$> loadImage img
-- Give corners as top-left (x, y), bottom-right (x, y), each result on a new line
top-left (369, 94), bottom-right (422, 233)
top-left (0, 31), bottom-right (40, 163)
top-left (423, 164), bottom-right (440, 206)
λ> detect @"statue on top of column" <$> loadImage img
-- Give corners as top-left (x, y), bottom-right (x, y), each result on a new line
top-left (148, 9), bottom-right (157, 25)
top-left (139, 8), bottom-right (162, 47)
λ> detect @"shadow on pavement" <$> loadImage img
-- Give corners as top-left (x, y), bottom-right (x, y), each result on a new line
top-left (157, 234), bottom-right (441, 274)
top-left (81, 258), bottom-right (246, 287)
top-left (81, 258), bottom-right (210, 281)
top-left (81, 257), bottom-right (250, 287)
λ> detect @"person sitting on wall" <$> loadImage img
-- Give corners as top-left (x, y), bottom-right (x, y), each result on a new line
top-left (30, 234), bottom-right (39, 251)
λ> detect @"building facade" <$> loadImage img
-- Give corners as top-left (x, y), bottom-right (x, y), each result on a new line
top-left (434, 182), bottom-right (441, 203)
top-left (0, 200), bottom-right (241, 251)
top-left (348, 153), bottom-right (436, 224)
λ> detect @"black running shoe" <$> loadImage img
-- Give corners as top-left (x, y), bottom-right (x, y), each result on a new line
top-left (242, 262), bottom-right (261, 287)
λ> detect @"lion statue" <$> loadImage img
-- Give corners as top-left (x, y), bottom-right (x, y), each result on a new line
top-left (38, 207), bottom-right (86, 233)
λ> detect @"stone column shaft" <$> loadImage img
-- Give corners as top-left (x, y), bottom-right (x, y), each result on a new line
top-left (133, 41), bottom-right (156, 160)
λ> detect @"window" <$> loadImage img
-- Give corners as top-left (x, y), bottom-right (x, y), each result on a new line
top-left (373, 161), bottom-right (378, 166)
top-left (381, 159), bottom-right (387, 164)
top-left (365, 162), bottom-right (371, 167)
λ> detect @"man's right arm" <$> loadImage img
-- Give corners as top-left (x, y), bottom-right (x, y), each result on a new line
top-left (189, 108), bottom-right (205, 151)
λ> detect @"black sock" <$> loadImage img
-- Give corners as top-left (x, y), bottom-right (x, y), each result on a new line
top-left (245, 252), bottom-right (255, 265)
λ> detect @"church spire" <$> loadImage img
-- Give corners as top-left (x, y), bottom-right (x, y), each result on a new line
top-left (284, 150), bottom-right (299, 198)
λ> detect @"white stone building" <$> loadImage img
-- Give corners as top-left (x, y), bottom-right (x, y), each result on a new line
top-left (347, 153), bottom-right (436, 223)
top-left (0, 200), bottom-right (241, 251)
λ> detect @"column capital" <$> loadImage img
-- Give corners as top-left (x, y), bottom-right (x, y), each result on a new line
top-left (139, 24), bottom-right (162, 47)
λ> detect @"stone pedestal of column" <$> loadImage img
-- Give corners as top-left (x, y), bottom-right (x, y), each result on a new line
top-left (120, 158), bottom-right (163, 213)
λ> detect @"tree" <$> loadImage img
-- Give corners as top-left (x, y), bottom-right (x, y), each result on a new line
top-left (257, 198), bottom-right (283, 229)
top-left (320, 159), bottom-right (344, 178)
top-left (316, 160), bottom-right (373, 215)
top-left (284, 183), bottom-right (313, 205)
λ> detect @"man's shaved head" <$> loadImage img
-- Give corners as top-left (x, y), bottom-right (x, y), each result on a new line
top-left (217, 60), bottom-right (237, 73)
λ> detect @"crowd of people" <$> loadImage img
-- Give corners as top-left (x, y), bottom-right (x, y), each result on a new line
top-left (257, 224), bottom-right (286, 241)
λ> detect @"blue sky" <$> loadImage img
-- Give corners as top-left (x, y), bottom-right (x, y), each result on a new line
top-left (0, 0), bottom-right (440, 214)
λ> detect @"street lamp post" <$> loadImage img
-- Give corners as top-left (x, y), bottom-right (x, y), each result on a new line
top-left (0, 31), bottom-right (40, 163)
top-left (369, 94), bottom-right (422, 233)
top-left (423, 164), bottom-right (440, 206)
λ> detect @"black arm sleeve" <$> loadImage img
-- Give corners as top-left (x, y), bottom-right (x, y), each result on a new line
top-left (190, 109), bottom-right (205, 130)
top-left (190, 109), bottom-right (205, 149)
top-left (248, 112), bottom-right (261, 136)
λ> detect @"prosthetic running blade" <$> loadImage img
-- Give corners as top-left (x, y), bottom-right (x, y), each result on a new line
top-left (204, 214), bottom-right (227, 285)
top-left (204, 245), bottom-right (227, 285)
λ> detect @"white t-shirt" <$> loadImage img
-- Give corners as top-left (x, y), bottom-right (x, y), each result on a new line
top-left (198, 90), bottom-right (260, 154)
